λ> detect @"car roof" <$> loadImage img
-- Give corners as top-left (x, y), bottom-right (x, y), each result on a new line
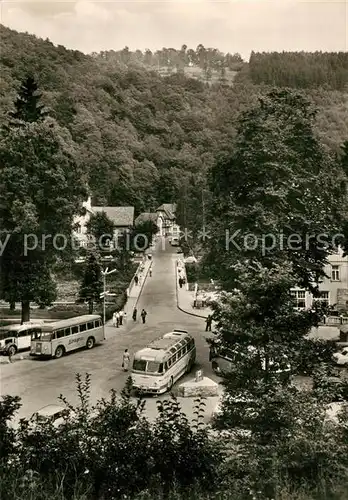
top-left (36, 404), bottom-right (66, 416)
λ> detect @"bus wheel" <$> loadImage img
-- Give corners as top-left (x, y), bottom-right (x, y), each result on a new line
top-left (86, 337), bottom-right (95, 349)
top-left (167, 376), bottom-right (174, 392)
top-left (8, 345), bottom-right (17, 357)
top-left (55, 346), bottom-right (65, 359)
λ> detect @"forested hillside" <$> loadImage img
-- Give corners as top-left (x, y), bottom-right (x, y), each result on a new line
top-left (1, 25), bottom-right (347, 231)
top-left (247, 51), bottom-right (348, 89)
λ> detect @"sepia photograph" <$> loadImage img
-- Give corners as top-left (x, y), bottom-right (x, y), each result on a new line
top-left (0, 1), bottom-right (347, 499)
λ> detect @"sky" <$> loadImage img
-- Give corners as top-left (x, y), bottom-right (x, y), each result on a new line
top-left (0, 0), bottom-right (347, 60)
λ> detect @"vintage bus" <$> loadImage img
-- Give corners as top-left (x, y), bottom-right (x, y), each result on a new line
top-left (0, 322), bottom-right (44, 357)
top-left (131, 329), bottom-right (196, 394)
top-left (30, 315), bottom-right (104, 359)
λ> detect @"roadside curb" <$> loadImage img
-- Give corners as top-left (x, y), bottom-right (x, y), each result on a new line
top-left (175, 261), bottom-right (208, 319)
top-left (134, 260), bottom-right (152, 309)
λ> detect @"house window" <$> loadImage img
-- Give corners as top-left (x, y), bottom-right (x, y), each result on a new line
top-left (314, 291), bottom-right (329, 307)
top-left (290, 290), bottom-right (306, 309)
top-left (331, 265), bottom-right (340, 281)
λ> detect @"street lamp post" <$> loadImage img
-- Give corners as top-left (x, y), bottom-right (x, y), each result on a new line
top-left (100, 267), bottom-right (117, 339)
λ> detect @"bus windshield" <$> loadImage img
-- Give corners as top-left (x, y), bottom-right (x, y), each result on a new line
top-left (133, 359), bottom-right (147, 372)
top-left (132, 359), bottom-right (163, 373)
top-left (146, 361), bottom-right (163, 373)
top-left (34, 332), bottom-right (52, 342)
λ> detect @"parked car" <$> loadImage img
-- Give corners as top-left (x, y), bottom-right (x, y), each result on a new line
top-left (31, 404), bottom-right (70, 427)
top-left (332, 346), bottom-right (348, 366)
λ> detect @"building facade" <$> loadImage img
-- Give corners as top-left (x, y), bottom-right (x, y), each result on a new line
top-left (72, 197), bottom-right (134, 249)
top-left (291, 248), bottom-right (348, 311)
top-left (156, 203), bottom-right (177, 236)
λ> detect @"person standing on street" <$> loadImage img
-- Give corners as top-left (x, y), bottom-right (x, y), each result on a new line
top-left (122, 349), bottom-right (130, 371)
top-left (116, 311), bottom-right (120, 328)
top-left (149, 268), bottom-right (152, 277)
top-left (119, 310), bottom-right (124, 326)
top-left (112, 312), bottom-right (117, 327)
top-left (134, 275), bottom-right (139, 286)
top-left (205, 314), bottom-right (213, 332)
top-left (141, 309), bottom-right (147, 324)
top-left (7, 345), bottom-right (13, 363)
top-left (132, 308), bottom-right (137, 321)
top-left (179, 277), bottom-right (183, 288)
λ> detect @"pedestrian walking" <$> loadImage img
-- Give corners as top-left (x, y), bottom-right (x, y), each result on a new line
top-left (179, 277), bottom-right (183, 288)
top-left (205, 314), bottom-right (213, 332)
top-left (132, 308), bottom-right (137, 321)
top-left (119, 310), bottom-right (124, 326)
top-left (112, 312), bottom-right (117, 327)
top-left (134, 275), bottom-right (139, 286)
top-left (122, 349), bottom-right (130, 371)
top-left (8, 346), bottom-right (13, 363)
top-left (141, 309), bottom-right (147, 324)
top-left (116, 311), bottom-right (120, 328)
top-left (149, 268), bottom-right (152, 277)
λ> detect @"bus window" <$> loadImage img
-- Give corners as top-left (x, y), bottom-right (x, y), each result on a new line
top-left (133, 359), bottom-right (147, 371)
top-left (172, 354), bottom-right (177, 363)
top-left (56, 330), bottom-right (65, 339)
top-left (80, 324), bottom-right (87, 332)
top-left (19, 329), bottom-right (29, 338)
top-left (64, 328), bottom-right (71, 337)
top-left (87, 322), bottom-right (94, 330)
top-left (147, 361), bottom-right (162, 373)
top-left (72, 326), bottom-right (79, 335)
top-left (168, 358), bottom-right (172, 367)
top-left (164, 362), bottom-right (168, 371)
top-left (94, 319), bottom-right (101, 328)
top-left (182, 345), bottom-right (187, 354)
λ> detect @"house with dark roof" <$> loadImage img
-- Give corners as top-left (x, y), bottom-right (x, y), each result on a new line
top-left (156, 203), bottom-right (177, 236)
top-left (93, 206), bottom-right (134, 230)
top-left (73, 196), bottom-right (134, 248)
top-left (134, 212), bottom-right (159, 226)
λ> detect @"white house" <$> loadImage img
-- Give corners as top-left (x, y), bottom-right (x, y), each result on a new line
top-left (72, 196), bottom-right (134, 248)
top-left (73, 196), bottom-right (94, 248)
top-left (156, 203), bottom-right (177, 236)
top-left (291, 248), bottom-right (348, 311)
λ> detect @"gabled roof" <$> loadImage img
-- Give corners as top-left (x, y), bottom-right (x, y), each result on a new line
top-left (92, 206), bottom-right (134, 227)
top-left (156, 203), bottom-right (176, 220)
top-left (135, 212), bottom-right (158, 226)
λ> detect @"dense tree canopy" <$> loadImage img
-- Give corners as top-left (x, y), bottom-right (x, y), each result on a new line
top-left (0, 25), bottom-right (347, 241)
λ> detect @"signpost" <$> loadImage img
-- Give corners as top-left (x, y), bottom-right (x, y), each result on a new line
top-left (195, 369), bottom-right (203, 382)
top-left (100, 267), bottom-right (117, 339)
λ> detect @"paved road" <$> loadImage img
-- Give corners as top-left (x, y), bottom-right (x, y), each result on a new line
top-left (1, 242), bottom-right (219, 424)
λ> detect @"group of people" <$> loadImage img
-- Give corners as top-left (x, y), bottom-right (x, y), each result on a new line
top-left (132, 307), bottom-right (147, 324)
top-left (112, 310), bottom-right (125, 327)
